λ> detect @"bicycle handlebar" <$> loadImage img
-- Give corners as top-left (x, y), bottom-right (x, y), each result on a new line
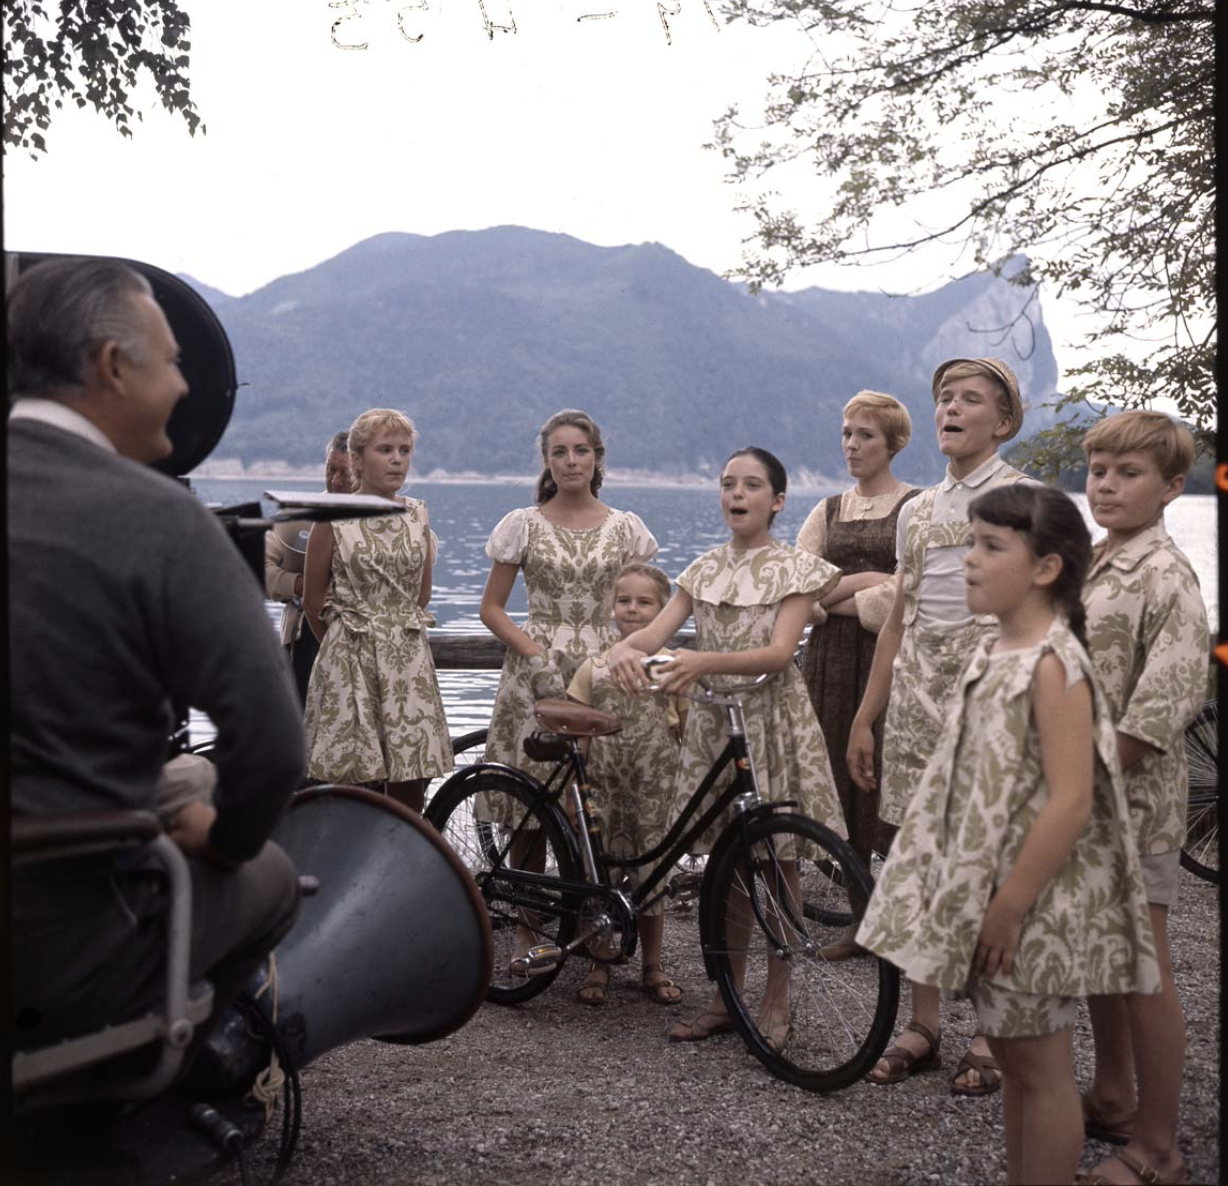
top-left (639, 655), bottom-right (776, 705)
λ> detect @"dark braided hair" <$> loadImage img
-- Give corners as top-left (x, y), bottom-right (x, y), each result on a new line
top-left (967, 484), bottom-right (1092, 649)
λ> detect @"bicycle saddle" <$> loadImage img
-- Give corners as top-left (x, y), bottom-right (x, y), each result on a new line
top-left (533, 699), bottom-right (623, 738)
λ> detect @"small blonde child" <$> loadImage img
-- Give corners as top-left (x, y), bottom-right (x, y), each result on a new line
top-left (857, 485), bottom-right (1160, 1186)
top-left (1078, 411), bottom-right (1209, 1186)
top-left (566, 562), bottom-right (685, 1006)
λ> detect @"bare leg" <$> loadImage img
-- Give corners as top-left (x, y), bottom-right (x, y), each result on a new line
top-left (639, 913), bottom-right (681, 1002)
top-left (988, 1030), bottom-right (1081, 1186)
top-left (756, 858), bottom-right (801, 1045)
top-left (1086, 993), bottom-right (1138, 1120)
top-left (509, 827), bottom-right (547, 956)
top-left (1084, 905), bottom-right (1186, 1184)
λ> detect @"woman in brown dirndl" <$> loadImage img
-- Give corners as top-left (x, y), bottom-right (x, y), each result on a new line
top-left (796, 391), bottom-right (918, 958)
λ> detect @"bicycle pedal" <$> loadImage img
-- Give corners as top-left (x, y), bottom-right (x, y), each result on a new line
top-left (510, 944), bottom-right (563, 978)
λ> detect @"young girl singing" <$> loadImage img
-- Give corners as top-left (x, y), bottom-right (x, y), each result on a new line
top-left (567, 562), bottom-right (686, 1008)
top-left (609, 447), bottom-right (846, 1052)
top-left (856, 485), bottom-right (1160, 1186)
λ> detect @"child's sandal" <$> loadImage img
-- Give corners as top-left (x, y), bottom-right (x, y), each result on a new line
top-left (641, 964), bottom-right (682, 1005)
top-left (577, 963), bottom-right (611, 1006)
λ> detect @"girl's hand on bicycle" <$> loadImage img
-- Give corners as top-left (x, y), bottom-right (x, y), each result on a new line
top-left (650, 650), bottom-right (711, 697)
top-left (973, 894), bottom-right (1024, 979)
top-left (608, 640), bottom-right (651, 693)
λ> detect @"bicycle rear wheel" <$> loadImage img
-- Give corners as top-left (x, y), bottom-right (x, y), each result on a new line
top-left (1181, 700), bottom-right (1218, 884)
top-left (426, 769), bottom-right (578, 1004)
top-left (703, 813), bottom-right (899, 1092)
top-left (426, 728), bottom-right (490, 811)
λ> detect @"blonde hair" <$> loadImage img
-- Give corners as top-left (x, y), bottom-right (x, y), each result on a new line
top-left (843, 390), bottom-right (912, 456)
top-left (347, 408), bottom-right (418, 490)
top-left (536, 409), bottom-right (606, 503)
top-left (1082, 410), bottom-right (1196, 481)
top-left (615, 562), bottom-right (671, 608)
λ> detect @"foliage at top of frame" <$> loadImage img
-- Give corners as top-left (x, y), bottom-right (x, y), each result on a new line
top-left (713, 0), bottom-right (1215, 463)
top-left (3, 0), bottom-right (203, 158)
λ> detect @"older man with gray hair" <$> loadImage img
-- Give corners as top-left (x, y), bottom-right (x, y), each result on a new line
top-left (7, 256), bottom-right (303, 1059)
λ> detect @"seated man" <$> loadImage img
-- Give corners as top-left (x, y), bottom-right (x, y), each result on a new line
top-left (8, 257), bottom-right (305, 1056)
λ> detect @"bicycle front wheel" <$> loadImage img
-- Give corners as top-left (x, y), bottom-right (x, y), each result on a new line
top-left (426, 770), bottom-right (579, 1004)
top-left (704, 813), bottom-right (899, 1092)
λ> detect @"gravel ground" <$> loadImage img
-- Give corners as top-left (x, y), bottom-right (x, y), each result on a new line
top-left (225, 870), bottom-right (1220, 1186)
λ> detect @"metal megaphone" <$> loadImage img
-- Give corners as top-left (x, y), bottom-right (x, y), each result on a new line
top-left (201, 787), bottom-right (493, 1087)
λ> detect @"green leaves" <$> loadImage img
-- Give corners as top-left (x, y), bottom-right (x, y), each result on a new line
top-left (2, 0), bottom-right (203, 158)
top-left (716, 0), bottom-right (1215, 457)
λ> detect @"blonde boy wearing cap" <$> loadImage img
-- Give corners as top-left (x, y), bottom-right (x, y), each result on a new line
top-left (848, 357), bottom-right (1036, 1095)
top-left (1078, 411), bottom-right (1207, 1186)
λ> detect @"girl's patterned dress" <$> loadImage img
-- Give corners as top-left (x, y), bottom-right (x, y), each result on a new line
top-left (305, 501), bottom-right (451, 782)
top-left (857, 618), bottom-right (1160, 1021)
top-left (483, 506), bottom-right (658, 784)
top-left (568, 652), bottom-right (682, 915)
top-left (672, 541), bottom-right (846, 852)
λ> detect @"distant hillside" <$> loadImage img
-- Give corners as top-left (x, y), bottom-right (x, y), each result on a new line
top-left (178, 273), bottom-right (235, 308)
top-left (194, 228), bottom-right (1061, 486)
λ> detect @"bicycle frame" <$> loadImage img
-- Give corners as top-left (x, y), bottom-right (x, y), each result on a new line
top-left (445, 672), bottom-right (811, 968)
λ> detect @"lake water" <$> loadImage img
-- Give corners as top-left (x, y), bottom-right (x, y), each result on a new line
top-left (191, 477), bottom-right (1218, 739)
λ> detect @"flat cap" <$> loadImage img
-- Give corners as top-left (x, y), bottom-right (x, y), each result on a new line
top-left (931, 357), bottom-right (1025, 442)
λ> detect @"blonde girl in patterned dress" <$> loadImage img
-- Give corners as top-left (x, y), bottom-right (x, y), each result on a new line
top-left (479, 410), bottom-right (657, 958)
top-left (302, 408), bottom-right (451, 814)
top-left (566, 563), bottom-right (686, 1008)
top-left (858, 485), bottom-right (1159, 1186)
top-left (608, 448), bottom-right (845, 1052)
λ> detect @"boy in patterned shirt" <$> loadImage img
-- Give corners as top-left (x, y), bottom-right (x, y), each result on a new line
top-left (1078, 411), bottom-right (1208, 1186)
top-left (848, 356), bottom-right (1036, 1095)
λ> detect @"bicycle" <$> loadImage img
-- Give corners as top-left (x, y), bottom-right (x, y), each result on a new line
top-left (425, 662), bottom-right (900, 1093)
top-left (1180, 699), bottom-right (1218, 884)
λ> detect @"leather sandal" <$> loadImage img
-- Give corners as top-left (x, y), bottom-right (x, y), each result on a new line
top-left (667, 1010), bottom-right (735, 1042)
top-left (641, 964), bottom-right (682, 1005)
top-left (758, 1014), bottom-right (793, 1053)
top-left (577, 963), bottom-right (610, 1007)
top-left (950, 1046), bottom-right (1002, 1097)
top-left (1077, 1149), bottom-right (1186, 1185)
top-left (866, 1020), bottom-right (941, 1085)
top-left (1082, 1094), bottom-right (1136, 1146)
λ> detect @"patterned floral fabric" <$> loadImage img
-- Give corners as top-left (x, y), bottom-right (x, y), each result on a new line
top-left (305, 502), bottom-right (451, 782)
top-left (858, 618), bottom-right (1161, 999)
top-left (482, 507), bottom-right (658, 785)
top-left (880, 620), bottom-right (989, 826)
top-left (671, 542), bottom-right (845, 853)
top-left (882, 463), bottom-right (1030, 822)
top-left (568, 652), bottom-right (682, 915)
top-left (1084, 521), bottom-right (1210, 855)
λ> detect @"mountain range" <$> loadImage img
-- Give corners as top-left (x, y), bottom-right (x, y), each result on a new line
top-left (184, 227), bottom-right (1061, 487)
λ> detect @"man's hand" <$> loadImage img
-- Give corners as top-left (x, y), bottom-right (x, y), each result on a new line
top-left (168, 800), bottom-right (226, 863)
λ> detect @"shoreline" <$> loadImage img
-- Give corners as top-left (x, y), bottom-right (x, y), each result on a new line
top-left (189, 465), bottom-right (851, 493)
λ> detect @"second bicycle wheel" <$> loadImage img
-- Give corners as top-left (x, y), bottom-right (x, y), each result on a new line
top-left (704, 813), bottom-right (899, 1092)
top-left (426, 769), bottom-right (580, 1004)
top-left (1180, 700), bottom-right (1218, 884)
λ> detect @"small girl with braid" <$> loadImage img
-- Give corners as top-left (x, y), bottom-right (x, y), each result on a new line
top-left (857, 485), bottom-right (1159, 1186)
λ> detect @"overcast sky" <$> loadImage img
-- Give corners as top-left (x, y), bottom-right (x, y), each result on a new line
top-left (5, 0), bottom-right (1091, 373)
